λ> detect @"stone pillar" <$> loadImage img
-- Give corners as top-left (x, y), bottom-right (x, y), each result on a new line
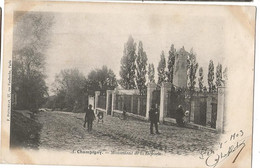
top-left (131, 96), bottom-right (134, 113)
top-left (216, 87), bottom-right (225, 133)
top-left (94, 91), bottom-right (100, 113)
top-left (88, 95), bottom-right (95, 108)
top-left (190, 100), bottom-right (195, 123)
top-left (111, 91), bottom-right (116, 116)
top-left (106, 90), bottom-right (113, 115)
top-left (137, 97), bottom-right (141, 115)
top-left (146, 82), bottom-right (157, 119)
top-left (206, 96), bottom-right (212, 125)
top-left (159, 82), bottom-right (172, 122)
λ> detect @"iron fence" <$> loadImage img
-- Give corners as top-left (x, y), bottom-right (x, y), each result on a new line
top-left (97, 95), bottom-right (106, 109)
top-left (114, 94), bottom-right (147, 117)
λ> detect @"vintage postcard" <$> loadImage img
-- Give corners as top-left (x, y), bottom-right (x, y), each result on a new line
top-left (145, 0), bottom-right (253, 2)
top-left (0, 1), bottom-right (255, 168)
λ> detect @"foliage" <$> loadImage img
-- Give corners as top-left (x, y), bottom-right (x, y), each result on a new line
top-left (157, 51), bottom-right (166, 86)
top-left (208, 60), bottom-right (215, 92)
top-left (136, 41), bottom-right (148, 95)
top-left (51, 69), bottom-right (86, 112)
top-left (86, 66), bottom-right (117, 95)
top-left (167, 44), bottom-right (176, 83)
top-left (12, 12), bottom-right (54, 110)
top-left (198, 67), bottom-right (204, 92)
top-left (46, 66), bottom-right (117, 112)
top-left (223, 67), bottom-right (228, 81)
top-left (119, 35), bottom-right (137, 89)
top-left (148, 63), bottom-right (155, 83)
top-left (216, 63), bottom-right (223, 87)
top-left (187, 49), bottom-right (198, 92)
top-left (203, 86), bottom-right (207, 92)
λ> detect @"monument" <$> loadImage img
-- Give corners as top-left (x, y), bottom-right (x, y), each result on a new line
top-left (172, 46), bottom-right (188, 88)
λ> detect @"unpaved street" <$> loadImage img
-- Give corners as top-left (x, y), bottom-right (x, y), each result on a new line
top-left (37, 111), bottom-right (219, 155)
top-left (38, 111), bottom-right (146, 153)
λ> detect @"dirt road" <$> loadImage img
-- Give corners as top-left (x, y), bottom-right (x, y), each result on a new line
top-left (37, 111), bottom-right (219, 155)
top-left (38, 111), bottom-right (152, 153)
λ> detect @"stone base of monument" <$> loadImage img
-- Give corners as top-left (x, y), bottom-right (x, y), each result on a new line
top-left (163, 117), bottom-right (177, 126)
top-left (163, 117), bottom-right (218, 133)
top-left (187, 123), bottom-right (218, 133)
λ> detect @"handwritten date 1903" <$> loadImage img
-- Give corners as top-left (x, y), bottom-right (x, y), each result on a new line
top-left (199, 130), bottom-right (245, 168)
top-left (205, 140), bottom-right (245, 168)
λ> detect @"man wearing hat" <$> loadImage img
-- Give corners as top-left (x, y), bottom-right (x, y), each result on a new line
top-left (149, 104), bottom-right (160, 134)
top-left (83, 104), bottom-right (96, 131)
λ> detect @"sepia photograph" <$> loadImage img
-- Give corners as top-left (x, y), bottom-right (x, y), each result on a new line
top-left (146, 0), bottom-right (252, 2)
top-left (1, 1), bottom-right (255, 168)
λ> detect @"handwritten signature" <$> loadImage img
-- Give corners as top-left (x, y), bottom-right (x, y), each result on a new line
top-left (205, 140), bottom-right (245, 168)
top-left (200, 130), bottom-right (246, 168)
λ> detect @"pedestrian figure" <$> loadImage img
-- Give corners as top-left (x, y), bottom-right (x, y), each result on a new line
top-left (122, 104), bottom-right (127, 120)
top-left (97, 111), bottom-right (104, 123)
top-left (183, 110), bottom-right (189, 124)
top-left (149, 104), bottom-right (160, 134)
top-left (83, 105), bottom-right (96, 131)
top-left (176, 105), bottom-right (185, 127)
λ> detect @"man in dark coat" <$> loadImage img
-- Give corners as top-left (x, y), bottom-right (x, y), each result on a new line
top-left (176, 105), bottom-right (184, 127)
top-left (149, 104), bottom-right (160, 134)
top-left (83, 105), bottom-right (95, 131)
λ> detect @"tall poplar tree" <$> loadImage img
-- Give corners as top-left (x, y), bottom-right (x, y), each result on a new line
top-left (119, 35), bottom-right (137, 89)
top-left (167, 44), bottom-right (176, 83)
top-left (157, 51), bottom-right (166, 86)
top-left (136, 41), bottom-right (148, 95)
top-left (187, 49), bottom-right (198, 92)
top-left (148, 64), bottom-right (155, 83)
top-left (208, 60), bottom-right (215, 92)
top-left (216, 63), bottom-right (223, 87)
top-left (223, 67), bottom-right (228, 81)
top-left (198, 67), bottom-right (204, 92)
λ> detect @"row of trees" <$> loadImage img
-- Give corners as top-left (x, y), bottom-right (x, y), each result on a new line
top-left (119, 35), bottom-right (227, 94)
top-left (13, 22), bottom-right (227, 112)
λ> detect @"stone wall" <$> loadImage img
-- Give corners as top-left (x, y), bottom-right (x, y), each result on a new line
top-left (190, 92), bottom-right (218, 128)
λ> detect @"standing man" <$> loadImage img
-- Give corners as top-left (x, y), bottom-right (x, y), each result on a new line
top-left (149, 104), bottom-right (160, 134)
top-left (83, 105), bottom-right (95, 131)
top-left (176, 105), bottom-right (184, 127)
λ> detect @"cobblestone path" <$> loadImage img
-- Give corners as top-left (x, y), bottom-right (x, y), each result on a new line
top-left (38, 111), bottom-right (220, 155)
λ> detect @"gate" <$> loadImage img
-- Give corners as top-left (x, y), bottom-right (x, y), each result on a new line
top-left (139, 95), bottom-right (147, 116)
top-left (211, 96), bottom-right (218, 128)
top-left (107, 94), bottom-right (112, 115)
top-left (152, 90), bottom-right (160, 107)
top-left (167, 89), bottom-right (187, 119)
top-left (97, 95), bottom-right (106, 109)
top-left (193, 96), bottom-right (207, 126)
top-left (199, 100), bottom-right (207, 126)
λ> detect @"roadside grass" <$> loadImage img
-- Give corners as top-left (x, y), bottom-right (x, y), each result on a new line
top-left (10, 110), bottom-right (42, 149)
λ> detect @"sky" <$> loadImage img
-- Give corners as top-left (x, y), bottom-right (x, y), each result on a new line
top-left (44, 7), bottom-right (226, 89)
